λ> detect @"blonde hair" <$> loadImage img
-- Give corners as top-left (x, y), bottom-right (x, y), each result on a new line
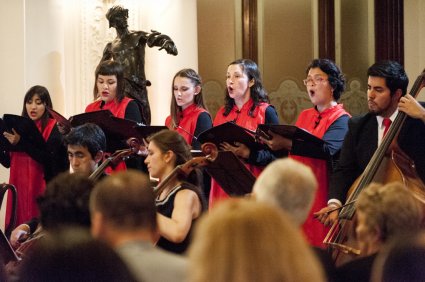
top-left (356, 181), bottom-right (423, 242)
top-left (188, 199), bottom-right (325, 282)
top-left (253, 158), bottom-right (318, 225)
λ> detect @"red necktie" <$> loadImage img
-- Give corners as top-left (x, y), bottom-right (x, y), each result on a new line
top-left (382, 118), bottom-right (392, 137)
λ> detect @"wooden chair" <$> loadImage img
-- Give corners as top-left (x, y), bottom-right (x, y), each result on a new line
top-left (0, 184), bottom-right (17, 239)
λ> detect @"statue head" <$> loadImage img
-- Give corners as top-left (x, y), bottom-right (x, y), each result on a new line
top-left (106, 6), bottom-right (129, 29)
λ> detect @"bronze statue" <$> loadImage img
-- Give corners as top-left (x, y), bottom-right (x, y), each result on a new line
top-left (99, 6), bottom-right (178, 125)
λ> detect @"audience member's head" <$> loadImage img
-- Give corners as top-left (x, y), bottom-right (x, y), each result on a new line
top-left (355, 181), bottom-right (423, 256)
top-left (64, 123), bottom-right (106, 176)
top-left (90, 170), bottom-right (156, 245)
top-left (18, 227), bottom-right (137, 282)
top-left (37, 172), bottom-right (95, 231)
top-left (372, 230), bottom-right (425, 282)
top-left (253, 158), bottom-right (318, 225)
top-left (188, 199), bottom-right (325, 282)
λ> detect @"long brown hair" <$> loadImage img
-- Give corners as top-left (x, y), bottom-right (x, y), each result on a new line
top-left (170, 68), bottom-right (206, 127)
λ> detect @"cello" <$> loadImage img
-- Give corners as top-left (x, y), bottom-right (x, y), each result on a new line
top-left (323, 69), bottom-right (425, 266)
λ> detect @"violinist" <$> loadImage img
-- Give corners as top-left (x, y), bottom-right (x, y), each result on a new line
top-left (144, 130), bottom-right (205, 254)
top-left (9, 123), bottom-right (106, 248)
top-left (335, 182), bottom-right (423, 282)
top-left (315, 61), bottom-right (425, 225)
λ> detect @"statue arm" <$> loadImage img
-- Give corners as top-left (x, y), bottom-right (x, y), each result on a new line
top-left (146, 30), bottom-right (178, 55)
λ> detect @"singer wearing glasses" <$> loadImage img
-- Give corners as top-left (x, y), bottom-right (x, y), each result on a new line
top-left (165, 68), bottom-right (212, 150)
top-left (261, 59), bottom-right (350, 247)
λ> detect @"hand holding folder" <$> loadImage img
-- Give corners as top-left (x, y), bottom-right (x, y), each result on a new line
top-left (197, 122), bottom-right (265, 151)
top-left (256, 124), bottom-right (324, 145)
top-left (0, 114), bottom-right (46, 152)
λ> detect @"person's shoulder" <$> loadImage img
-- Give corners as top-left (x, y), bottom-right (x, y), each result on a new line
top-left (349, 112), bottom-right (372, 125)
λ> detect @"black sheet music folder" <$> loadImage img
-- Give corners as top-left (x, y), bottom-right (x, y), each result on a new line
top-left (257, 124), bottom-right (324, 146)
top-left (197, 122), bottom-right (264, 150)
top-left (47, 109), bottom-right (166, 152)
top-left (205, 150), bottom-right (255, 196)
top-left (0, 114), bottom-right (46, 152)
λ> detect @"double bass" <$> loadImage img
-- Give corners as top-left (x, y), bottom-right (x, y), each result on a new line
top-left (324, 69), bottom-right (425, 266)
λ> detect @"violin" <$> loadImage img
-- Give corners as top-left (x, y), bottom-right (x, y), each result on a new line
top-left (324, 69), bottom-right (425, 266)
top-left (89, 137), bottom-right (141, 180)
top-left (154, 142), bottom-right (218, 197)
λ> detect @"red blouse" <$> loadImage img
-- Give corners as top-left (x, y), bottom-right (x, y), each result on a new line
top-left (209, 99), bottom-right (270, 208)
top-left (291, 104), bottom-right (349, 247)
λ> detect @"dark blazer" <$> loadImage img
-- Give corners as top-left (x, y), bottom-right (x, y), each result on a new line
top-left (329, 103), bottom-right (425, 203)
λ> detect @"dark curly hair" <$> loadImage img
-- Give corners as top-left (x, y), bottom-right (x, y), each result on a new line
top-left (306, 59), bottom-right (346, 101)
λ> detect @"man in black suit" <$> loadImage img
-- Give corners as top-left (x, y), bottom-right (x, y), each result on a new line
top-left (315, 61), bottom-right (425, 225)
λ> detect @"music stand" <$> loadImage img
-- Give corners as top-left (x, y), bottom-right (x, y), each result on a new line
top-left (205, 151), bottom-right (255, 196)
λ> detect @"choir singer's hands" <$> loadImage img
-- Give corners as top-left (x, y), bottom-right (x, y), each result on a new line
top-left (259, 130), bottom-right (292, 151)
top-left (219, 142), bottom-right (250, 159)
top-left (3, 128), bottom-right (21, 145)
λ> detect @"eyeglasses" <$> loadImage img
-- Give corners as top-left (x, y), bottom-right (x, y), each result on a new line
top-left (303, 77), bottom-right (328, 86)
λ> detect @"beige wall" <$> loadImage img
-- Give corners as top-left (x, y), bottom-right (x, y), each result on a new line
top-left (0, 0), bottom-right (25, 183)
top-left (261, 0), bottom-right (314, 90)
top-left (405, 0), bottom-right (425, 100)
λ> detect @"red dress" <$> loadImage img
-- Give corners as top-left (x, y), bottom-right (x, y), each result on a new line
top-left (291, 104), bottom-right (349, 247)
top-left (6, 119), bottom-right (56, 226)
top-left (85, 97), bottom-right (133, 173)
top-left (209, 99), bottom-right (270, 208)
top-left (165, 104), bottom-right (209, 146)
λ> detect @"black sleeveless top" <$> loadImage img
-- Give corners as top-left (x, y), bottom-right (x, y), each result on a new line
top-left (155, 182), bottom-right (205, 254)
